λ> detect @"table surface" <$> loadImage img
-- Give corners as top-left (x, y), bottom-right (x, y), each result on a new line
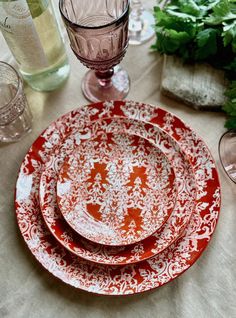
top-left (0, 1), bottom-right (235, 317)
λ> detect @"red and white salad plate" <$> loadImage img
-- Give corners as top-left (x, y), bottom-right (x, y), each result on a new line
top-left (15, 101), bottom-right (221, 296)
top-left (57, 130), bottom-right (177, 246)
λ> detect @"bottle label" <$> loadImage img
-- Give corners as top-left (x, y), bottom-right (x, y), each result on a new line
top-left (0, 0), bottom-right (49, 72)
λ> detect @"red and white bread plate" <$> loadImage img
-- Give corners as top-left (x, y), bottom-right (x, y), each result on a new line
top-left (15, 101), bottom-right (221, 296)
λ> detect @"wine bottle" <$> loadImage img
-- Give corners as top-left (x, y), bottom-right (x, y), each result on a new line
top-left (0, 0), bottom-right (70, 91)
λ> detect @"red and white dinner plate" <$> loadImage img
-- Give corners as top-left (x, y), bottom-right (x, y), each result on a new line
top-left (39, 117), bottom-right (196, 265)
top-left (15, 101), bottom-right (221, 296)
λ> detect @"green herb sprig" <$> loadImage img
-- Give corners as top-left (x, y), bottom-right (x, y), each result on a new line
top-left (152, 0), bottom-right (236, 129)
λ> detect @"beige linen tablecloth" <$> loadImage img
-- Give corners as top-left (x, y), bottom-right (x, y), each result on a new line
top-left (0, 1), bottom-right (235, 317)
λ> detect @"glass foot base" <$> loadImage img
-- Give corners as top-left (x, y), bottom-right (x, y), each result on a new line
top-left (82, 66), bottom-right (130, 103)
top-left (129, 10), bottom-right (155, 45)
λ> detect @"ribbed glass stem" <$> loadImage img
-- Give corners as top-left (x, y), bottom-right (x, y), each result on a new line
top-left (129, 0), bottom-right (144, 33)
top-left (95, 69), bottom-right (114, 87)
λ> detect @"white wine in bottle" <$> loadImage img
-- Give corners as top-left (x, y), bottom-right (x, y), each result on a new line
top-left (0, 0), bottom-right (70, 91)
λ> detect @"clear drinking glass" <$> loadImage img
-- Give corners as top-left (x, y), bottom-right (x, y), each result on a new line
top-left (0, 62), bottom-right (32, 143)
top-left (129, 0), bottom-right (155, 45)
top-left (59, 0), bottom-right (130, 102)
top-left (219, 130), bottom-right (236, 183)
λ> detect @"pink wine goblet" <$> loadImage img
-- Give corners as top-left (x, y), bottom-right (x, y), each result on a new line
top-left (219, 130), bottom-right (236, 183)
top-left (59, 0), bottom-right (130, 102)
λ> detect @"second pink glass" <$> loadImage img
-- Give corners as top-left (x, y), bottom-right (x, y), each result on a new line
top-left (59, 0), bottom-right (130, 102)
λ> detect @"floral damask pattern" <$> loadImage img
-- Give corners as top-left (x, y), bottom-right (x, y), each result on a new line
top-left (40, 117), bottom-right (196, 265)
top-left (15, 101), bottom-right (221, 295)
top-left (57, 131), bottom-right (177, 246)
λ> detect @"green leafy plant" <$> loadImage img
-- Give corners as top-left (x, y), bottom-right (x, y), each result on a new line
top-left (152, 0), bottom-right (236, 129)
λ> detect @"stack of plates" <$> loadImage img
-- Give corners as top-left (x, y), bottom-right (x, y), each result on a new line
top-left (15, 101), bottom-right (221, 295)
